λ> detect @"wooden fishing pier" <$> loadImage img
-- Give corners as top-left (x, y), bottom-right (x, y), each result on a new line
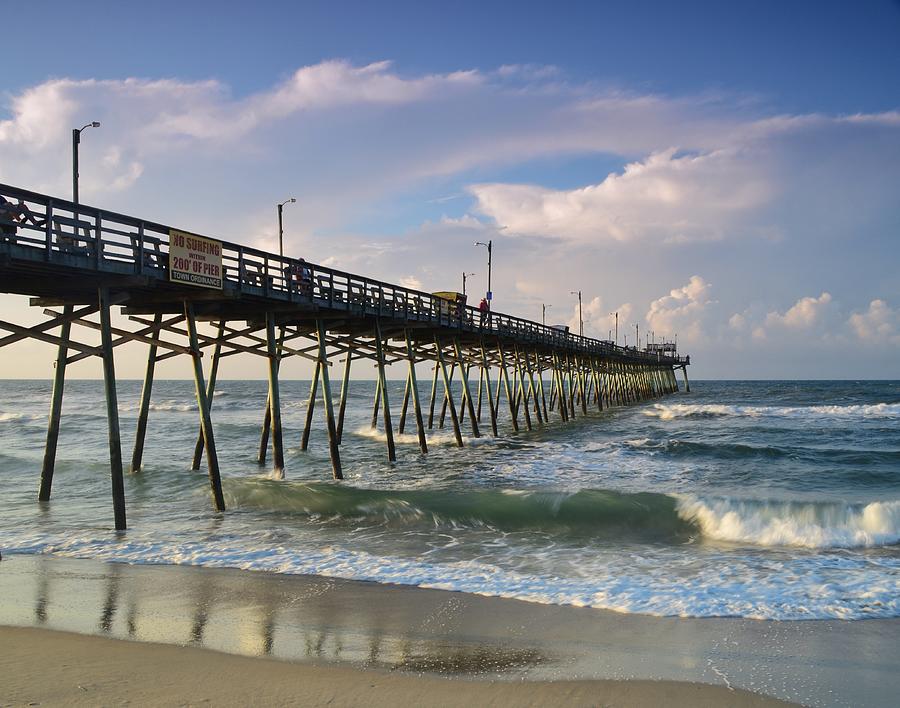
top-left (0, 183), bottom-right (690, 530)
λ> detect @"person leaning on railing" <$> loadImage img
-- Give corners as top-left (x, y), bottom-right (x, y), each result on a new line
top-left (282, 257), bottom-right (313, 295)
top-left (0, 196), bottom-right (45, 241)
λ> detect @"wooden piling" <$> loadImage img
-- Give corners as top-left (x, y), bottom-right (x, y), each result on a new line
top-left (185, 302), bottom-right (225, 512)
top-left (453, 340), bottom-right (480, 437)
top-left (497, 342), bottom-right (519, 432)
top-left (301, 361), bottom-right (321, 451)
top-left (427, 362), bottom-right (439, 429)
top-left (257, 327), bottom-right (285, 465)
top-left (475, 365), bottom-right (485, 423)
top-left (38, 304), bottom-right (73, 501)
top-left (191, 320), bottom-right (224, 471)
top-left (521, 346), bottom-right (543, 424)
top-left (479, 340), bottom-right (499, 437)
top-left (336, 351), bottom-right (352, 444)
top-left (265, 314), bottom-right (285, 474)
top-left (130, 313), bottom-right (161, 473)
top-left (405, 331), bottom-right (428, 454)
top-left (316, 319), bottom-right (343, 479)
top-left (398, 371), bottom-right (411, 434)
top-left (512, 346), bottom-right (533, 430)
top-left (438, 362), bottom-right (456, 429)
top-left (373, 320), bottom-right (396, 461)
top-left (99, 289), bottom-right (127, 530)
top-left (371, 375), bottom-right (381, 429)
top-left (435, 336), bottom-right (464, 447)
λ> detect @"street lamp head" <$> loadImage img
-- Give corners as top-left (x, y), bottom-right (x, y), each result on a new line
top-left (289, 197), bottom-right (296, 203)
top-left (79, 121), bottom-right (101, 132)
top-left (91, 121), bottom-right (101, 128)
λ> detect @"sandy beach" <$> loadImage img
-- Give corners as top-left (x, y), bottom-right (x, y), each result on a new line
top-left (2, 555), bottom-right (897, 706)
top-left (3, 625), bottom-right (795, 707)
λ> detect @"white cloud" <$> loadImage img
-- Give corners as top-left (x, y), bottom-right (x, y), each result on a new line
top-left (848, 299), bottom-right (900, 344)
top-left (645, 276), bottom-right (711, 342)
top-left (728, 313), bottom-right (746, 331)
top-left (566, 296), bottom-right (632, 340)
top-left (764, 292), bottom-right (832, 329)
top-left (2, 60), bottom-right (899, 258)
top-left (399, 275), bottom-right (424, 291)
top-left (470, 148), bottom-right (771, 243)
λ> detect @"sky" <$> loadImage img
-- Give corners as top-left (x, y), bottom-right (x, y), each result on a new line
top-left (1, 0), bottom-right (899, 379)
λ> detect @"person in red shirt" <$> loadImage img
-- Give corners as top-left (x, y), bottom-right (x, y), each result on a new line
top-left (478, 297), bottom-right (489, 327)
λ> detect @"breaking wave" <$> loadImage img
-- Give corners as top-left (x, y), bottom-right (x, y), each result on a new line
top-left (223, 481), bottom-right (900, 549)
top-left (645, 402), bottom-right (900, 420)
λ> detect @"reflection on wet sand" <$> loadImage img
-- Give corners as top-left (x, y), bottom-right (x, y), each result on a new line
top-left (2, 553), bottom-right (898, 708)
top-left (2, 555), bottom-right (547, 677)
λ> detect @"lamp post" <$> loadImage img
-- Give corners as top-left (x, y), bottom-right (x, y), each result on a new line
top-left (542, 303), bottom-right (551, 326)
top-left (277, 197), bottom-right (296, 259)
top-left (635, 323), bottom-right (639, 350)
top-left (462, 272), bottom-right (475, 296)
top-left (72, 121), bottom-right (101, 203)
top-left (570, 290), bottom-right (582, 337)
top-left (610, 311), bottom-right (618, 345)
top-left (474, 239), bottom-right (492, 309)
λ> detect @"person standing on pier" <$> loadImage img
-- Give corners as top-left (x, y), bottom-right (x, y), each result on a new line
top-left (479, 297), bottom-right (489, 327)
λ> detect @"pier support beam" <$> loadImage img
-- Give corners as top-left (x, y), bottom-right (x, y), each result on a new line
top-left (265, 314), bottom-right (285, 475)
top-left (454, 340), bottom-right (480, 438)
top-left (316, 319), bottom-right (343, 479)
top-left (301, 360), bottom-right (321, 451)
top-left (535, 351), bottom-right (549, 422)
top-left (258, 328), bottom-right (285, 465)
top-left (100, 289), bottom-right (126, 530)
top-left (427, 362), bottom-right (439, 429)
top-left (39, 304), bottom-right (73, 500)
top-left (130, 313), bottom-right (162, 473)
top-left (192, 321), bottom-right (224, 471)
top-left (435, 336), bottom-right (464, 447)
top-left (405, 330), bottom-right (428, 454)
top-left (185, 302), bottom-right (225, 512)
top-left (497, 342), bottom-right (519, 432)
top-left (438, 363), bottom-right (456, 429)
top-left (512, 346), bottom-right (533, 430)
top-left (336, 351), bottom-right (352, 444)
top-left (374, 320), bottom-right (396, 461)
top-left (398, 373), bottom-right (411, 434)
top-left (480, 340), bottom-right (498, 437)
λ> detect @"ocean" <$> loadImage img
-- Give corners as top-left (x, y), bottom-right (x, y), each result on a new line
top-left (1, 378), bottom-right (898, 621)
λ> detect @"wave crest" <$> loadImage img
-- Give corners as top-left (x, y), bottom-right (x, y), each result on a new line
top-left (224, 482), bottom-right (693, 540)
top-left (677, 495), bottom-right (900, 548)
top-left (646, 402), bottom-right (900, 420)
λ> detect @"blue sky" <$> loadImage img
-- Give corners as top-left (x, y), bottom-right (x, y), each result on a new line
top-left (2, 0), bottom-right (899, 378)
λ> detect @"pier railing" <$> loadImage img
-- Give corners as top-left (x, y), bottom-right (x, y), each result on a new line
top-left (1, 183), bottom-right (687, 365)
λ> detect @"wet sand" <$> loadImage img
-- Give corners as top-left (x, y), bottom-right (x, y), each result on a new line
top-left (1, 554), bottom-right (897, 706)
top-left (3, 625), bottom-right (794, 707)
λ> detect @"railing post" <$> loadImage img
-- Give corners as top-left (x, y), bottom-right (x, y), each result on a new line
top-left (44, 201), bottom-right (53, 260)
top-left (94, 213), bottom-right (102, 269)
top-left (136, 222), bottom-right (145, 275)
